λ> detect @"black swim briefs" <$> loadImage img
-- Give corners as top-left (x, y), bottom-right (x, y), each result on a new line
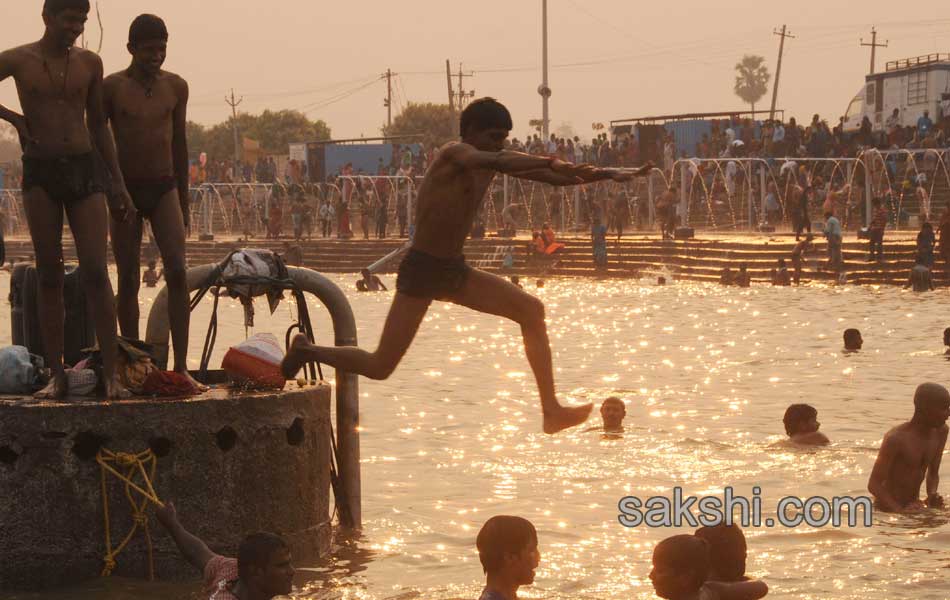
top-left (22, 152), bottom-right (110, 205)
top-left (126, 176), bottom-right (177, 219)
top-left (396, 248), bottom-right (471, 300)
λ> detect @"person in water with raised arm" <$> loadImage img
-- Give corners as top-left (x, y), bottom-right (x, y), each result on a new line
top-left (283, 97), bottom-right (652, 433)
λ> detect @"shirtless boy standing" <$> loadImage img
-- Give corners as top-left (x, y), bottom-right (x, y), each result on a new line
top-left (103, 14), bottom-right (202, 388)
top-left (867, 383), bottom-right (949, 512)
top-left (283, 98), bottom-right (651, 433)
top-left (0, 0), bottom-right (134, 398)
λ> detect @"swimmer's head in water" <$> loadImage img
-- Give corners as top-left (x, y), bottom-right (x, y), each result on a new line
top-left (510, 275), bottom-right (520, 285)
top-left (128, 15), bottom-right (169, 75)
top-left (360, 268), bottom-right (371, 279)
top-left (944, 327), bottom-right (950, 347)
top-left (843, 328), bottom-right (863, 350)
top-left (657, 276), bottom-right (666, 285)
top-left (783, 404), bottom-right (819, 437)
top-left (600, 397), bottom-right (626, 430)
top-left (695, 524), bottom-right (747, 582)
top-left (238, 532), bottom-right (293, 596)
top-left (461, 98), bottom-right (512, 151)
top-left (912, 383), bottom-right (950, 428)
top-left (536, 279), bottom-right (544, 288)
top-left (476, 516), bottom-right (539, 584)
top-left (650, 534), bottom-right (710, 599)
top-left (42, 0), bottom-right (89, 47)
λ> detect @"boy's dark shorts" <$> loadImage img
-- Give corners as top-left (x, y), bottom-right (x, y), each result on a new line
top-left (22, 152), bottom-right (110, 205)
top-left (396, 248), bottom-right (470, 300)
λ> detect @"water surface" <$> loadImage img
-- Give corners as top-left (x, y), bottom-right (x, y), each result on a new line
top-left (2, 273), bottom-right (948, 599)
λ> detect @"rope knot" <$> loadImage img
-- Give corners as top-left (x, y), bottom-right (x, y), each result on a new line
top-left (115, 452), bottom-right (139, 467)
top-left (101, 555), bottom-right (117, 577)
top-left (133, 513), bottom-right (149, 527)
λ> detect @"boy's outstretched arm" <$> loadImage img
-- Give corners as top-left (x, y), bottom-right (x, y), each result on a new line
top-left (447, 143), bottom-right (559, 174)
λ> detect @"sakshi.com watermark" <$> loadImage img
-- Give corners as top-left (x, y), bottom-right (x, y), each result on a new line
top-left (617, 486), bottom-right (873, 528)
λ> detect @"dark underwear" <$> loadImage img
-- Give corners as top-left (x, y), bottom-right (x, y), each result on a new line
top-left (125, 176), bottom-right (177, 219)
top-left (396, 248), bottom-right (471, 300)
top-left (21, 152), bottom-right (110, 205)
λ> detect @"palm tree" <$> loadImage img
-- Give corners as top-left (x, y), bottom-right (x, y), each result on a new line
top-left (734, 55), bottom-right (771, 116)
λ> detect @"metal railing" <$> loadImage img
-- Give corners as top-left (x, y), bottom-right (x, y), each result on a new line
top-left (2, 152), bottom-right (947, 239)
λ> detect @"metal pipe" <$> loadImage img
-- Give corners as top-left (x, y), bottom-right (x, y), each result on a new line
top-left (144, 264), bottom-right (362, 529)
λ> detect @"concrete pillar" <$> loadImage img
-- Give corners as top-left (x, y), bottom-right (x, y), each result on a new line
top-left (0, 387), bottom-right (333, 590)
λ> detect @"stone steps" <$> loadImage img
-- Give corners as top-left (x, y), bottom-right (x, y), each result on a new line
top-left (4, 236), bottom-right (944, 287)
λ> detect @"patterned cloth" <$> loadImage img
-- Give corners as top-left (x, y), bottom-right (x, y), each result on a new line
top-left (204, 555), bottom-right (239, 600)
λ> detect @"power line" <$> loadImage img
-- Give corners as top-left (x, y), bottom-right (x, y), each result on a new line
top-left (296, 76), bottom-right (383, 115)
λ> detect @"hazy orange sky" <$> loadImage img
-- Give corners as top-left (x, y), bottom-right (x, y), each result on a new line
top-left (2, 1), bottom-right (949, 141)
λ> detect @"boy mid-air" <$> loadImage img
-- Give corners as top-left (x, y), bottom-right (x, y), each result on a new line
top-left (283, 98), bottom-right (651, 433)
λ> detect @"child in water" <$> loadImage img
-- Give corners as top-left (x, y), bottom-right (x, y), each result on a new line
top-left (694, 524), bottom-right (768, 596)
top-left (843, 328), bottom-right (862, 351)
top-left (476, 516), bottom-right (540, 600)
top-left (600, 396), bottom-right (626, 433)
top-left (782, 404), bottom-right (830, 445)
top-left (142, 260), bottom-right (162, 288)
top-left (650, 534), bottom-right (768, 600)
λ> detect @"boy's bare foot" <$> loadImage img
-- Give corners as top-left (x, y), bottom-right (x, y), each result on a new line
top-left (177, 369), bottom-right (209, 393)
top-left (34, 372), bottom-right (68, 400)
top-left (281, 334), bottom-right (314, 380)
top-left (104, 376), bottom-right (132, 400)
top-left (543, 403), bottom-right (593, 434)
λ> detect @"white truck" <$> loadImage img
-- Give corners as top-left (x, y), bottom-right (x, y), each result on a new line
top-left (842, 53), bottom-right (950, 133)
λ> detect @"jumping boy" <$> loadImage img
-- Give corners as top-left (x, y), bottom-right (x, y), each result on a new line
top-left (0, 0), bottom-right (134, 398)
top-left (103, 14), bottom-right (203, 389)
top-left (282, 98), bottom-right (651, 433)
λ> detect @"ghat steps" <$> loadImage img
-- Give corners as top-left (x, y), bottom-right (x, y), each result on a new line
top-left (5, 233), bottom-right (944, 287)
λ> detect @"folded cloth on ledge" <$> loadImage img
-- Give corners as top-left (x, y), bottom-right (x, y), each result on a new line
top-left (142, 370), bottom-right (201, 397)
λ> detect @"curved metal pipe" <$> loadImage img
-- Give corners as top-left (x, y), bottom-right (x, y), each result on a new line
top-left (144, 264), bottom-right (361, 529)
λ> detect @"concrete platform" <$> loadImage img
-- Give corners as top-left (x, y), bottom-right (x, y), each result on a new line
top-left (0, 384), bottom-right (332, 591)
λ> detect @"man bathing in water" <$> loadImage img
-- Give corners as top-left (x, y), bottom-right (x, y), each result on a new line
top-left (103, 14), bottom-right (204, 390)
top-left (0, 0), bottom-right (134, 398)
top-left (867, 383), bottom-right (949, 513)
top-left (283, 98), bottom-right (651, 433)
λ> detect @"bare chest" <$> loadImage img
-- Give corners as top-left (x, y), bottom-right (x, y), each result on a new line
top-left (17, 54), bottom-right (91, 108)
top-left (112, 80), bottom-right (177, 125)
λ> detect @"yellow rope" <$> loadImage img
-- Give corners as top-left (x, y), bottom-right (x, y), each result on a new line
top-left (96, 448), bottom-right (165, 579)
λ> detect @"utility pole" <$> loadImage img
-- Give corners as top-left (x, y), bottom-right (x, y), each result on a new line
top-left (539, 0), bottom-right (552, 140)
top-left (861, 27), bottom-right (888, 75)
top-left (383, 68), bottom-right (394, 128)
top-left (769, 25), bottom-right (794, 121)
top-left (452, 63), bottom-right (475, 111)
top-left (225, 88), bottom-right (243, 168)
top-left (446, 59), bottom-right (456, 115)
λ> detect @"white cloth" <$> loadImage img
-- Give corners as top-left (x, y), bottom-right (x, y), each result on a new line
top-left (0, 346), bottom-right (37, 394)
